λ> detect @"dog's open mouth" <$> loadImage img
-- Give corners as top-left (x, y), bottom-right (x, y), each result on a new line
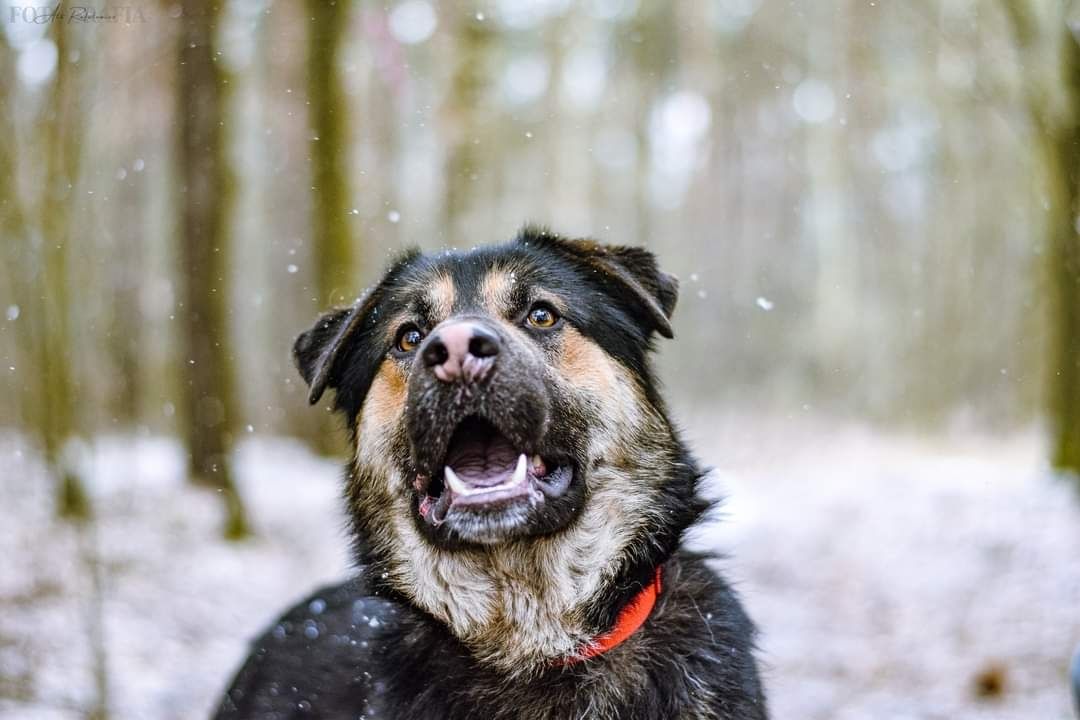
top-left (414, 416), bottom-right (573, 527)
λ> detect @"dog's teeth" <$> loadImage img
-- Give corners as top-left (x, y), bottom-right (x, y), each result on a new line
top-left (531, 454), bottom-right (543, 470)
top-left (445, 456), bottom-right (530, 498)
top-left (444, 467), bottom-right (471, 496)
top-left (513, 454), bottom-right (528, 486)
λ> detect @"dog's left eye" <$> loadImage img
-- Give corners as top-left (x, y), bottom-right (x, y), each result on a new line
top-left (526, 303), bottom-right (560, 329)
top-left (395, 325), bottom-right (424, 353)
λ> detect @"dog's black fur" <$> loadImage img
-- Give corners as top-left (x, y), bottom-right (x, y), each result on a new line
top-left (214, 229), bottom-right (767, 719)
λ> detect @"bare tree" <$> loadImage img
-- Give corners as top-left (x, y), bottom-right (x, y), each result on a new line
top-left (443, 12), bottom-right (495, 244)
top-left (34, 18), bottom-right (91, 520)
top-left (1003, 1), bottom-right (1080, 476)
top-left (624, 4), bottom-right (675, 247)
top-left (102, 27), bottom-right (149, 428)
top-left (306, 0), bottom-right (354, 455)
top-left (0, 34), bottom-right (29, 429)
top-left (176, 0), bottom-right (250, 538)
top-left (307, 0), bottom-right (355, 304)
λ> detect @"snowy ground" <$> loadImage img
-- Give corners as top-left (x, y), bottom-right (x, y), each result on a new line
top-left (1, 419), bottom-right (1078, 720)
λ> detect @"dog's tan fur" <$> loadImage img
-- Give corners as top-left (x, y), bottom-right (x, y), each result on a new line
top-left (430, 273), bottom-right (456, 320)
top-left (348, 269), bottom-right (676, 674)
top-left (355, 361), bottom-right (407, 464)
top-left (479, 267), bottom-right (517, 317)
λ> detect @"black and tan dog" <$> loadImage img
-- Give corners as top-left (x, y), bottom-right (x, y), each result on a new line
top-left (214, 228), bottom-right (767, 719)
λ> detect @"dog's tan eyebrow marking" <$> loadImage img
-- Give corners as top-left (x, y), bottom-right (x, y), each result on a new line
top-left (479, 267), bottom-right (517, 317)
top-left (425, 273), bottom-right (455, 323)
top-left (480, 263), bottom-right (544, 318)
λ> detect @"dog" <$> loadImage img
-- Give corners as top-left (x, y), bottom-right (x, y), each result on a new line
top-left (213, 228), bottom-right (767, 719)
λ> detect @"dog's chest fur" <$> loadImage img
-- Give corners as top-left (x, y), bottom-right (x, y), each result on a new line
top-left (215, 556), bottom-right (766, 720)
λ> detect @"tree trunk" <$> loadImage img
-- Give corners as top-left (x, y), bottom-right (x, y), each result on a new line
top-left (176, 0), bottom-right (250, 539)
top-left (626, 5), bottom-right (674, 248)
top-left (103, 27), bottom-right (146, 428)
top-left (0, 34), bottom-right (30, 429)
top-left (307, 0), bottom-right (354, 304)
top-left (38, 18), bottom-right (90, 520)
top-left (306, 0), bottom-right (353, 456)
top-left (443, 14), bottom-right (494, 244)
top-left (1002, 1), bottom-right (1080, 478)
top-left (1045, 27), bottom-right (1080, 474)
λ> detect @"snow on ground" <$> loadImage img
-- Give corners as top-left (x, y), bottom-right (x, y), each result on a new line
top-left (0, 434), bottom-right (352, 720)
top-left (1, 421), bottom-right (1078, 719)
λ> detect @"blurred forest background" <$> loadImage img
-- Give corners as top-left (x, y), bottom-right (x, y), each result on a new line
top-left (2, 0), bottom-right (1080, 526)
top-left (2, 1), bottom-right (1080, 719)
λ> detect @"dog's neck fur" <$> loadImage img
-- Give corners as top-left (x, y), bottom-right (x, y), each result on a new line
top-left (347, 373), bottom-right (697, 675)
top-left (351, 457), bottom-right (691, 676)
top-left (358, 551), bottom-right (761, 720)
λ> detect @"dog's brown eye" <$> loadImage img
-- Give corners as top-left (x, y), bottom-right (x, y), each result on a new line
top-left (396, 326), bottom-right (424, 353)
top-left (526, 304), bottom-right (559, 329)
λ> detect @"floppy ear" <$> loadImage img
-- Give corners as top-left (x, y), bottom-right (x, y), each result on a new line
top-left (522, 229), bottom-right (680, 338)
top-left (587, 243), bottom-right (679, 338)
top-left (294, 248), bottom-right (422, 405)
top-left (293, 289), bottom-right (377, 405)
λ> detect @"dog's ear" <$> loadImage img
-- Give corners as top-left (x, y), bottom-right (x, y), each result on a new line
top-left (294, 291), bottom-right (377, 405)
top-left (294, 248), bottom-right (423, 405)
top-left (521, 228), bottom-right (679, 338)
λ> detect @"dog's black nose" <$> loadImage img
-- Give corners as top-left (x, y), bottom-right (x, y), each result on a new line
top-left (421, 320), bottom-right (500, 383)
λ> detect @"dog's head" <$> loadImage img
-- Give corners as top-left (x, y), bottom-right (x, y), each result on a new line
top-left (294, 228), bottom-right (698, 668)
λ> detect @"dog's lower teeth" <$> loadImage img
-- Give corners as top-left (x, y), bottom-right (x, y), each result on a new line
top-left (443, 454), bottom-right (530, 498)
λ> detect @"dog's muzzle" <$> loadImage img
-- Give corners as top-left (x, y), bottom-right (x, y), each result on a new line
top-left (404, 317), bottom-right (574, 542)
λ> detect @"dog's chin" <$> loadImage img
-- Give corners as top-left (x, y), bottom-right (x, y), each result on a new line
top-left (410, 415), bottom-right (579, 546)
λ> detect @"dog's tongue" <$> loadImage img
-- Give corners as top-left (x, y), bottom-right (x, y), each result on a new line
top-left (444, 427), bottom-right (519, 487)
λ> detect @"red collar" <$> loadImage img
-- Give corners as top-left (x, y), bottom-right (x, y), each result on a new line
top-left (561, 566), bottom-right (663, 665)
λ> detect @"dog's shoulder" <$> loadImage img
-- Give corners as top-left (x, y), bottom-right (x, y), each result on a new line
top-left (652, 554), bottom-right (767, 716)
top-left (212, 572), bottom-right (408, 719)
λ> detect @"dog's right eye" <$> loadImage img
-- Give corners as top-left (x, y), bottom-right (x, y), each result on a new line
top-left (526, 303), bottom-right (560, 329)
top-left (395, 325), bottom-right (424, 353)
